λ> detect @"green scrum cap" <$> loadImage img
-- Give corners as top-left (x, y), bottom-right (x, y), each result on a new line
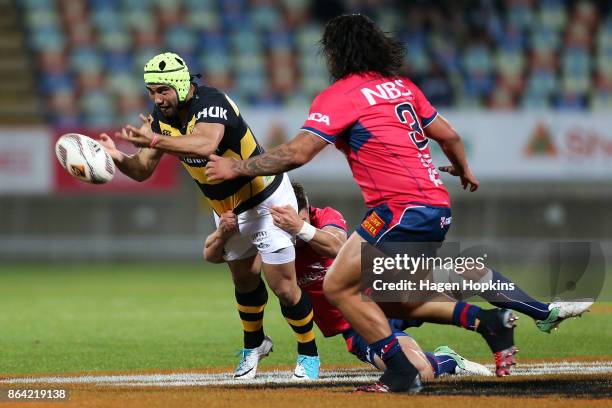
top-left (143, 52), bottom-right (191, 102)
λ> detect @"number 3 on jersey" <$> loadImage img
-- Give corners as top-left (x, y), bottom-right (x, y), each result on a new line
top-left (395, 102), bottom-right (443, 187)
top-left (395, 103), bottom-right (428, 150)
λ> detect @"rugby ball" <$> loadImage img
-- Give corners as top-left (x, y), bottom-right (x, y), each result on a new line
top-left (55, 133), bottom-right (115, 184)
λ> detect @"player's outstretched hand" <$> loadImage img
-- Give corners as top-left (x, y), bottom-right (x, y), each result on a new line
top-left (438, 165), bottom-right (480, 192)
top-left (116, 114), bottom-right (156, 148)
top-left (98, 133), bottom-right (122, 161)
top-left (270, 205), bottom-right (303, 235)
top-left (461, 171), bottom-right (480, 192)
top-left (116, 126), bottom-right (152, 148)
top-left (139, 114), bottom-right (154, 128)
top-left (218, 210), bottom-right (238, 237)
top-left (205, 154), bottom-right (240, 182)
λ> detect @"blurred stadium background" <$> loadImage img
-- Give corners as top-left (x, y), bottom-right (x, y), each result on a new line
top-left (1, 0), bottom-right (612, 261)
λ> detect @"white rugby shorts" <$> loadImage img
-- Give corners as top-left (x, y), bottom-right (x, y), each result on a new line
top-left (214, 174), bottom-right (297, 262)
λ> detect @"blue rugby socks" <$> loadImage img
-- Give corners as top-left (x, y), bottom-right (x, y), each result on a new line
top-left (452, 301), bottom-right (481, 331)
top-left (480, 269), bottom-right (550, 320)
top-left (370, 333), bottom-right (419, 391)
top-left (369, 334), bottom-right (403, 364)
top-left (424, 352), bottom-right (458, 377)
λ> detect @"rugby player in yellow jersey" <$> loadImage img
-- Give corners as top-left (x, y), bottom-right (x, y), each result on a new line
top-left (98, 52), bottom-right (320, 380)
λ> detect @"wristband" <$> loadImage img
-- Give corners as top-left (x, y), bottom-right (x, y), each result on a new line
top-left (149, 134), bottom-right (159, 148)
top-left (296, 222), bottom-right (316, 242)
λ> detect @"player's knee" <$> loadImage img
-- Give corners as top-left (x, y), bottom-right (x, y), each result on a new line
top-left (268, 280), bottom-right (299, 305)
top-left (323, 274), bottom-right (341, 306)
top-left (232, 274), bottom-right (259, 293)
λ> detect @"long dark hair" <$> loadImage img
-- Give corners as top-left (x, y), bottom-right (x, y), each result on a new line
top-left (321, 14), bottom-right (405, 80)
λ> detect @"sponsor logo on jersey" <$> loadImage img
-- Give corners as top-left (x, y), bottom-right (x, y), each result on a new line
top-left (297, 264), bottom-right (326, 287)
top-left (308, 112), bottom-right (330, 126)
top-left (196, 106), bottom-right (228, 121)
top-left (361, 79), bottom-right (413, 106)
top-left (361, 211), bottom-right (385, 237)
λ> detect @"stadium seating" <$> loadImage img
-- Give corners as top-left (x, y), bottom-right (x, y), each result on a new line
top-left (18, 0), bottom-right (612, 126)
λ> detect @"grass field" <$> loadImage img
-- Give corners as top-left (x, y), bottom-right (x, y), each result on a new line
top-left (0, 263), bottom-right (610, 407)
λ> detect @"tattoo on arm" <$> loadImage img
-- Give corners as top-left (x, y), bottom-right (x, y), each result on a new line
top-left (230, 132), bottom-right (326, 177)
top-left (232, 144), bottom-right (298, 177)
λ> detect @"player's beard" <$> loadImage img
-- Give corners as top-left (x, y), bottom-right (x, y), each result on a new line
top-left (158, 95), bottom-right (179, 118)
top-left (159, 104), bottom-right (176, 118)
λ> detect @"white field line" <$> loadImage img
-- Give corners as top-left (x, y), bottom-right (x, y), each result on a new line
top-left (1, 361), bottom-right (611, 388)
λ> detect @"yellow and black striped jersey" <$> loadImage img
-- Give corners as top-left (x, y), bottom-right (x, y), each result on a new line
top-left (151, 85), bottom-right (281, 214)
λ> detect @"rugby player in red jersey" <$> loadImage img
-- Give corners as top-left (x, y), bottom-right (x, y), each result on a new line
top-left (205, 14), bottom-right (520, 392)
top-left (205, 182), bottom-right (491, 380)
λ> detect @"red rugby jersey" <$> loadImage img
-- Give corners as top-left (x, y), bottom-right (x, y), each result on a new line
top-left (295, 206), bottom-right (350, 337)
top-left (302, 72), bottom-right (450, 208)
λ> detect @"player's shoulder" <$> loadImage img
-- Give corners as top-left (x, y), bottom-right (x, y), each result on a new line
top-left (310, 77), bottom-right (360, 112)
top-left (193, 85), bottom-right (227, 104)
top-left (191, 85), bottom-right (240, 120)
top-left (310, 206), bottom-right (348, 230)
top-left (315, 72), bottom-right (406, 101)
top-left (313, 83), bottom-right (344, 104)
top-left (194, 85), bottom-right (241, 112)
top-left (317, 74), bottom-right (364, 97)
